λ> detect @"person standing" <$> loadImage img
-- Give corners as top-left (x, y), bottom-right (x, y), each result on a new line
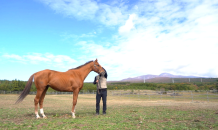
top-left (93, 68), bottom-right (107, 115)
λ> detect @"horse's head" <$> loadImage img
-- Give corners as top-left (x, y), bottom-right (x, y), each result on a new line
top-left (93, 59), bottom-right (105, 74)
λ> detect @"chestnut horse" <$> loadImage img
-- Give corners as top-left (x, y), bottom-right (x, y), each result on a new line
top-left (15, 59), bottom-right (104, 119)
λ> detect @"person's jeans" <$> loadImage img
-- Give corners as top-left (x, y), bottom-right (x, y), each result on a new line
top-left (96, 89), bottom-right (107, 113)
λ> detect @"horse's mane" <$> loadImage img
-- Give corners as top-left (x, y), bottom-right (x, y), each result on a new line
top-left (70, 61), bottom-right (93, 70)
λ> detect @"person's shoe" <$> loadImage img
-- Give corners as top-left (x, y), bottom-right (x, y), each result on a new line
top-left (95, 112), bottom-right (99, 116)
top-left (103, 112), bottom-right (106, 115)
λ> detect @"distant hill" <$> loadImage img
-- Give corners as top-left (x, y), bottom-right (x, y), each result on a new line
top-left (120, 73), bottom-right (204, 83)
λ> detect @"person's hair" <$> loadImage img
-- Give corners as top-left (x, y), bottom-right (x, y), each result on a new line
top-left (93, 76), bottom-right (97, 85)
top-left (102, 67), bottom-right (108, 79)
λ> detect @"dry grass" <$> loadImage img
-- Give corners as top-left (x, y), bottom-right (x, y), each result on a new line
top-left (1, 94), bottom-right (218, 129)
top-left (1, 94), bottom-right (218, 110)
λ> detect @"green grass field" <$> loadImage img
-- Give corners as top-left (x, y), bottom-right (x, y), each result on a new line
top-left (0, 94), bottom-right (218, 129)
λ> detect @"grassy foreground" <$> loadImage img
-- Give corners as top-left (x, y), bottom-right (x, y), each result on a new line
top-left (0, 94), bottom-right (218, 130)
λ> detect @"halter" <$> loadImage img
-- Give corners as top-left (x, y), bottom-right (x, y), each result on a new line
top-left (93, 61), bottom-right (104, 74)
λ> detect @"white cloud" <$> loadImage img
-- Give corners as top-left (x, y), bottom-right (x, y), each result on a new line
top-left (3, 54), bottom-right (24, 61)
top-left (74, 0), bottom-right (218, 80)
top-left (96, 3), bottom-right (127, 26)
top-left (39, 0), bottom-right (99, 20)
top-left (38, 0), bottom-right (128, 26)
top-left (36, 0), bottom-right (218, 81)
top-left (2, 53), bottom-right (77, 69)
top-left (119, 14), bottom-right (137, 34)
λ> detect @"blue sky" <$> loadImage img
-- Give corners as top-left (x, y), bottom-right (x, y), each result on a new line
top-left (0, 0), bottom-right (218, 82)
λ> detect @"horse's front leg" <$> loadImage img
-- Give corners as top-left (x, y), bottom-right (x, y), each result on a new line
top-left (71, 88), bottom-right (79, 118)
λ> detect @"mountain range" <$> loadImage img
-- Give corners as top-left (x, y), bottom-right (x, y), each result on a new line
top-left (120, 73), bottom-right (202, 82)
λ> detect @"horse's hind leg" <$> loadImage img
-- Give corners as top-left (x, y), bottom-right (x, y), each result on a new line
top-left (39, 86), bottom-right (48, 119)
top-left (34, 90), bottom-right (43, 119)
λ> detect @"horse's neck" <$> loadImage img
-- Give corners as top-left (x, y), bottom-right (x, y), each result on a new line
top-left (79, 66), bottom-right (93, 81)
top-left (69, 63), bottom-right (93, 81)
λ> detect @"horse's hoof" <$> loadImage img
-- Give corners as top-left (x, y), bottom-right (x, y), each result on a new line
top-left (43, 116), bottom-right (47, 119)
top-left (36, 117), bottom-right (41, 119)
top-left (72, 116), bottom-right (76, 119)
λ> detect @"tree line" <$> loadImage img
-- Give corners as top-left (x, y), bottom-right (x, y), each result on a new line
top-left (0, 79), bottom-right (218, 92)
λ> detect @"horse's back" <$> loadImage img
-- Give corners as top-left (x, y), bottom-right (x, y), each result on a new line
top-left (35, 69), bottom-right (52, 78)
top-left (34, 69), bottom-right (62, 84)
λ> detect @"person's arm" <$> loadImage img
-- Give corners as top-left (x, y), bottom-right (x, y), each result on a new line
top-left (96, 75), bottom-right (101, 89)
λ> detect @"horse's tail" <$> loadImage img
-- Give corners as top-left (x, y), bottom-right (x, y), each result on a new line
top-left (15, 73), bottom-right (35, 104)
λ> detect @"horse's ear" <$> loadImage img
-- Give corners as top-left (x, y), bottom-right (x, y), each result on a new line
top-left (95, 59), bottom-right (98, 62)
